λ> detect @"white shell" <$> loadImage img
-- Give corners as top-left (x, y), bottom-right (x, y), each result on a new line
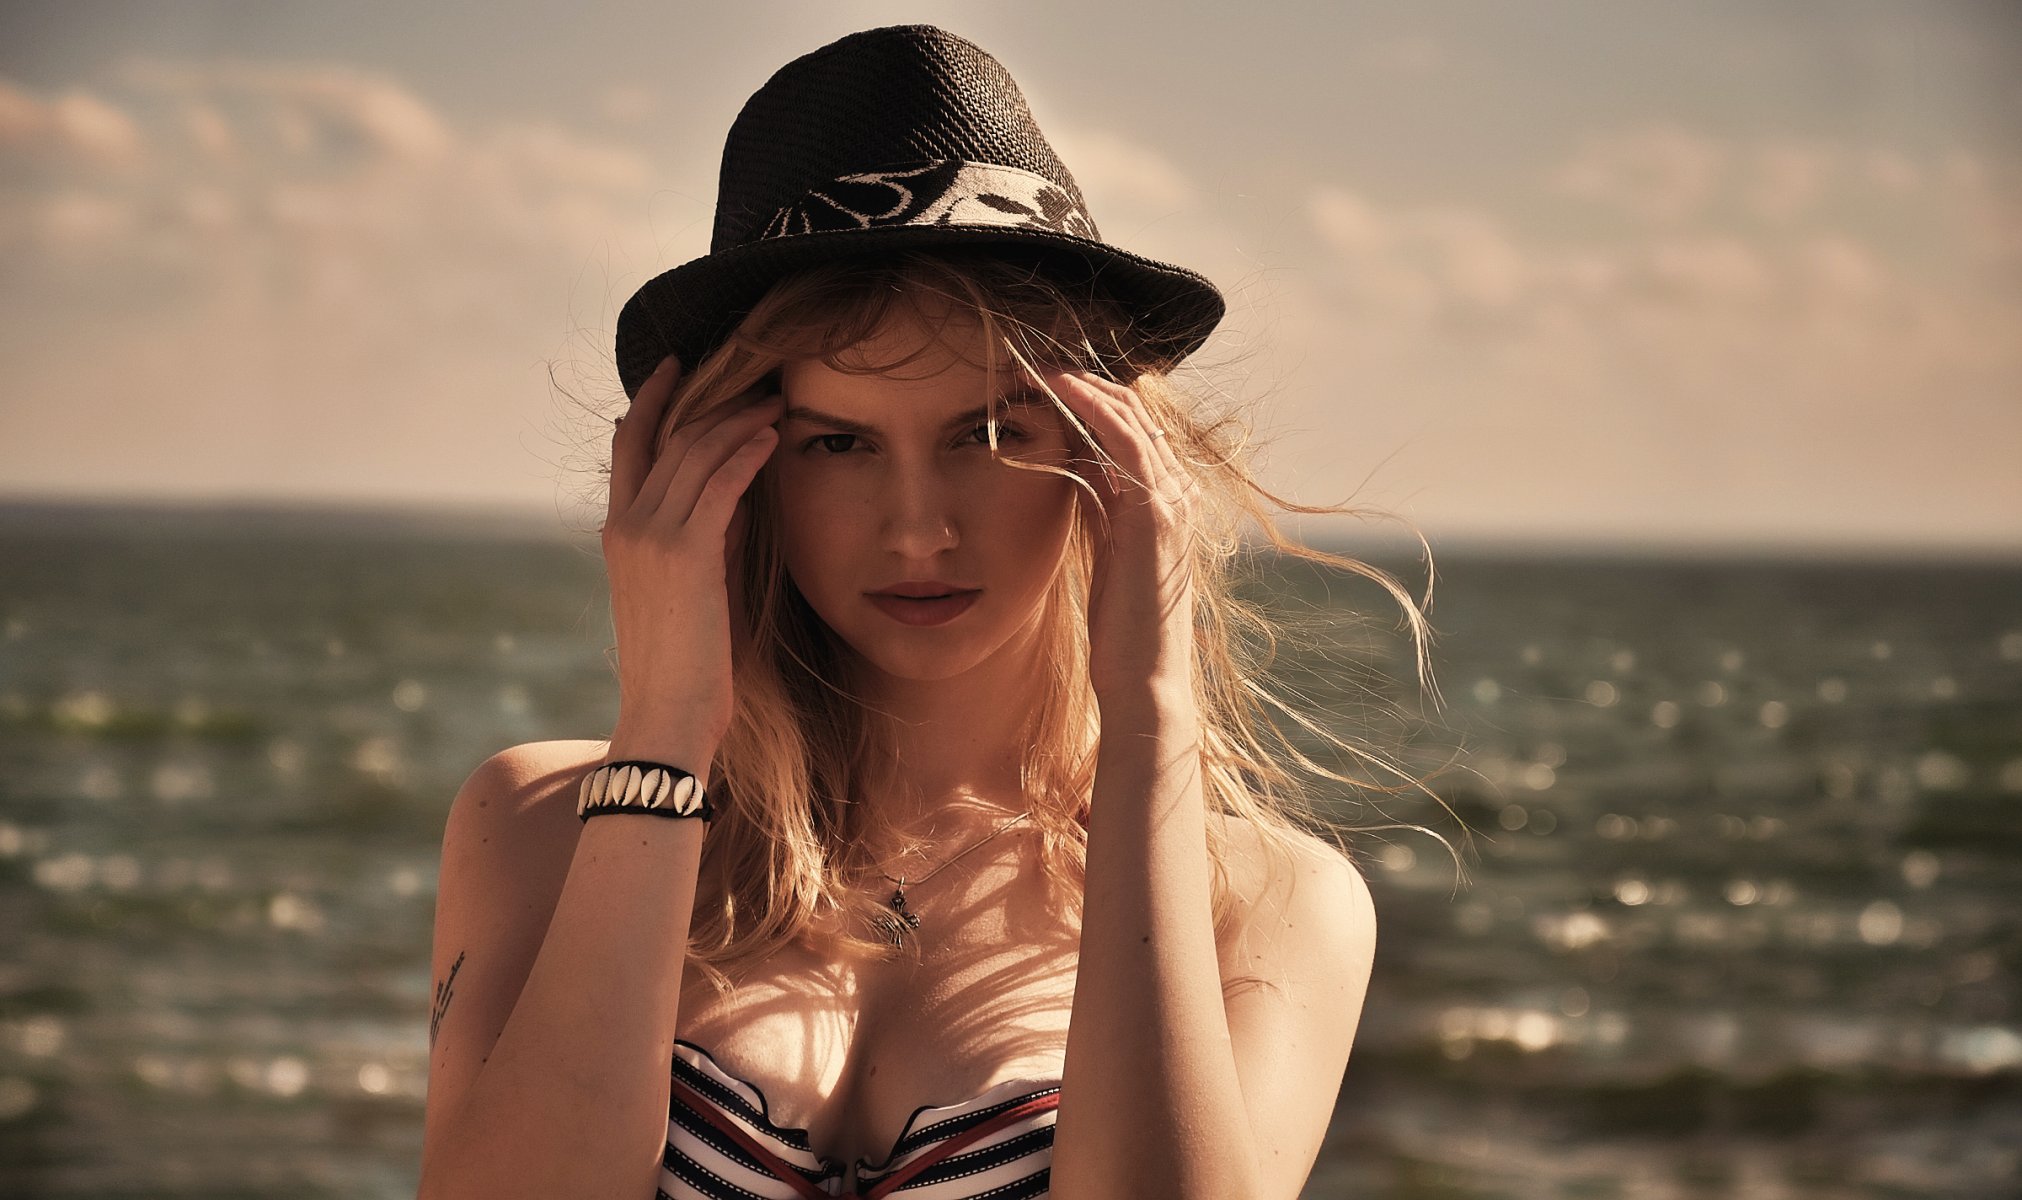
top-left (650, 773), bottom-right (671, 808)
top-left (671, 775), bottom-right (698, 814)
top-left (622, 766), bottom-right (642, 805)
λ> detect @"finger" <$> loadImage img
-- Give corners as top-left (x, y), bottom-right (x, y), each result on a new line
top-left (1080, 371), bottom-right (1174, 470)
top-left (647, 381), bottom-right (772, 468)
top-left (690, 426), bottom-right (777, 543)
top-left (620, 384), bottom-right (773, 528)
top-left (608, 354), bottom-right (681, 529)
top-left (1048, 371), bottom-right (1151, 495)
top-left (1079, 373), bottom-right (1203, 526)
top-left (638, 393), bottom-right (783, 527)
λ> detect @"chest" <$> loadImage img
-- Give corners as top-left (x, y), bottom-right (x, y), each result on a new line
top-left (673, 834), bottom-right (1082, 1168)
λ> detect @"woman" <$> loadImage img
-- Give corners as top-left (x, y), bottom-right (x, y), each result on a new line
top-left (418, 24), bottom-right (1434, 1200)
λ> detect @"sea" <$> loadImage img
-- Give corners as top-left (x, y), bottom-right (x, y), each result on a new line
top-left (0, 500), bottom-right (2016, 1199)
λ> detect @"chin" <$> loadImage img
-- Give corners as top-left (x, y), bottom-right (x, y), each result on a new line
top-left (846, 628), bottom-right (1000, 682)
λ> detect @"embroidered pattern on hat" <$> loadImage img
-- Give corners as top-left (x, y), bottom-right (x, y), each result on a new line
top-left (759, 160), bottom-right (1100, 242)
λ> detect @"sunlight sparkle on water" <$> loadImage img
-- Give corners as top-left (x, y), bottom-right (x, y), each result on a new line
top-left (1858, 900), bottom-right (1905, 946)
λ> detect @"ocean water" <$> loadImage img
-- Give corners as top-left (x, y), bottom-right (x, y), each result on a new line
top-left (0, 502), bottom-right (2016, 1199)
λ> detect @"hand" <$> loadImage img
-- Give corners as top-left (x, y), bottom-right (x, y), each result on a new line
top-left (603, 355), bottom-right (783, 756)
top-left (1049, 368), bottom-right (1200, 700)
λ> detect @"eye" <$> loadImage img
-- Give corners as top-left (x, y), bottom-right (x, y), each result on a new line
top-left (965, 422), bottom-right (1029, 446)
top-left (803, 433), bottom-right (859, 456)
top-left (800, 425), bottom-right (1030, 456)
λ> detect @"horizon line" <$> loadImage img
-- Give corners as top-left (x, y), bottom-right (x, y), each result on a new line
top-left (0, 492), bottom-right (2017, 566)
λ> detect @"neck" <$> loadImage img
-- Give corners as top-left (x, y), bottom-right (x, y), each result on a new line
top-left (854, 618), bottom-right (1050, 824)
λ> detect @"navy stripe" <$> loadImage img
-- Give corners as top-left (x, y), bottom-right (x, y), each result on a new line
top-left (672, 1055), bottom-right (818, 1153)
top-left (892, 1126), bottom-right (1055, 1189)
top-left (666, 1096), bottom-right (776, 1175)
top-left (877, 1086), bottom-right (1060, 1164)
top-left (905, 1166), bottom-right (1053, 1200)
top-left (663, 1045), bottom-right (1057, 1199)
top-left (659, 1149), bottom-right (781, 1200)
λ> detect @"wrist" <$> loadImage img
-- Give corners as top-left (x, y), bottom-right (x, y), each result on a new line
top-left (1094, 665), bottom-right (1192, 707)
top-left (604, 723), bottom-right (719, 776)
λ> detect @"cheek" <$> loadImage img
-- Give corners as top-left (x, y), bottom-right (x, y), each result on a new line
top-left (984, 467), bottom-right (1078, 561)
top-left (769, 469), bottom-right (852, 591)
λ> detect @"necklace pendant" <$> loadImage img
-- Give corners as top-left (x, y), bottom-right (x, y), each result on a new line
top-left (874, 888), bottom-right (923, 945)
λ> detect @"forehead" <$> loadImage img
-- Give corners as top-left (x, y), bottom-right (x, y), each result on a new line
top-left (780, 305), bottom-right (1028, 401)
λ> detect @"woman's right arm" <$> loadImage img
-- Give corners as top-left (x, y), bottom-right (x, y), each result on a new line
top-left (417, 352), bottom-right (784, 1199)
top-left (414, 731), bottom-right (715, 1200)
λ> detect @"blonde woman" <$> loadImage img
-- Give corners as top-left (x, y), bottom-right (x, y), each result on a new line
top-left (418, 24), bottom-right (1432, 1200)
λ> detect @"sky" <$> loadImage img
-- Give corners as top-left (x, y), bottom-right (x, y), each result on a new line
top-left (1, 0), bottom-right (2018, 554)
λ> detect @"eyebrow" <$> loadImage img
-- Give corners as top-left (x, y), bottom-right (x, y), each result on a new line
top-left (783, 387), bottom-right (1050, 436)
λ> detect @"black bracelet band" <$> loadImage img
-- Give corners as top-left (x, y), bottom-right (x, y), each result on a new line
top-left (578, 760), bottom-right (714, 823)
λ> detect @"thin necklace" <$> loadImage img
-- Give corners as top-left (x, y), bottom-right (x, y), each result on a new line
top-left (872, 809), bottom-right (1032, 946)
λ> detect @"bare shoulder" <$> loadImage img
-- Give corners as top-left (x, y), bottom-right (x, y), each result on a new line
top-left (1210, 812), bottom-right (1379, 1196)
top-left (1210, 812), bottom-right (1377, 978)
top-left (453, 738), bottom-right (609, 827)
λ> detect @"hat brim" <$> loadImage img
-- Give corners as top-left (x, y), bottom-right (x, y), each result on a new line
top-left (613, 223), bottom-right (1224, 400)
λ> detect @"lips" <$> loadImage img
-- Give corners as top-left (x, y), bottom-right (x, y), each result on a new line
top-left (866, 590), bottom-right (981, 627)
top-left (871, 582), bottom-right (980, 598)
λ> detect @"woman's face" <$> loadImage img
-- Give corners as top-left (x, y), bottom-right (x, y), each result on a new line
top-left (766, 307), bottom-right (1080, 683)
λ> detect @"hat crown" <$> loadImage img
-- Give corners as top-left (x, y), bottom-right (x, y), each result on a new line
top-left (710, 24), bottom-right (1091, 252)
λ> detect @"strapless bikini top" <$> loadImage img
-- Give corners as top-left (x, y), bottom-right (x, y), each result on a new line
top-left (659, 1038), bottom-right (1062, 1200)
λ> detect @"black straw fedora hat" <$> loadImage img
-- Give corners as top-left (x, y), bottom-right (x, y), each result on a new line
top-left (613, 23), bottom-right (1226, 400)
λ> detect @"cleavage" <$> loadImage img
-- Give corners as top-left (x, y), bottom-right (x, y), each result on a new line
top-left (675, 1037), bottom-right (1061, 1171)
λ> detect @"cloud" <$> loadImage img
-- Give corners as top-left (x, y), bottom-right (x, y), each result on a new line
top-left (1289, 127), bottom-right (2022, 547)
top-left (108, 57), bottom-right (451, 164)
top-left (1639, 233), bottom-right (1773, 303)
top-left (595, 84), bottom-right (660, 126)
top-left (0, 77), bottom-right (144, 168)
top-left (1862, 148), bottom-right (1922, 194)
top-left (180, 100), bottom-right (236, 160)
top-left (1307, 187), bottom-right (1531, 323)
top-left (1745, 140), bottom-right (1835, 222)
top-left (1796, 234), bottom-right (1883, 304)
top-left (0, 62), bottom-right (661, 286)
top-left (1550, 124), bottom-right (1728, 223)
top-left (1048, 125), bottom-right (1196, 216)
top-left (0, 59), bottom-right (695, 507)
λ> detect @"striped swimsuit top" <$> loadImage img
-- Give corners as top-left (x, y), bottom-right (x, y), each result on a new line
top-left (660, 1038), bottom-right (1062, 1199)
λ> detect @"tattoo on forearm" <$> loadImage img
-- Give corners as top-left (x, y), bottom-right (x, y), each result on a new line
top-left (430, 950), bottom-right (465, 1049)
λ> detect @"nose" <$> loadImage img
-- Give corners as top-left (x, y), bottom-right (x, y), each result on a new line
top-left (879, 462), bottom-right (960, 559)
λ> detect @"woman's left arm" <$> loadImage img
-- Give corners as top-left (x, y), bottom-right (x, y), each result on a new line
top-left (1043, 369), bottom-right (1378, 1200)
top-left (1051, 684), bottom-right (1377, 1200)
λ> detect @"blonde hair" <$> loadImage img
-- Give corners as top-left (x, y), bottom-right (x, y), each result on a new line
top-left (589, 247), bottom-right (1457, 998)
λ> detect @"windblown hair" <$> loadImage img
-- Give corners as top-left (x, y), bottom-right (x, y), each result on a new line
top-left (590, 247), bottom-right (1454, 998)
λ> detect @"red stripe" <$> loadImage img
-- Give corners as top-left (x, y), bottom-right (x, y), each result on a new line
top-left (670, 1077), bottom-right (835, 1200)
top-left (862, 1092), bottom-right (1060, 1200)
